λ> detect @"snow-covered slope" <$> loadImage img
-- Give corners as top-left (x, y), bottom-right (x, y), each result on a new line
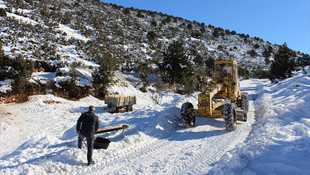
top-left (2, 69), bottom-right (309, 174)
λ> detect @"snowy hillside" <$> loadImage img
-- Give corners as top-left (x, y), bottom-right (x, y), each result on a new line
top-left (1, 0), bottom-right (309, 101)
top-left (1, 0), bottom-right (305, 77)
top-left (1, 67), bottom-right (309, 174)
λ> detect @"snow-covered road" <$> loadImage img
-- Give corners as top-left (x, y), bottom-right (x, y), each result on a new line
top-left (0, 79), bottom-right (260, 175)
top-left (89, 80), bottom-right (259, 175)
top-left (2, 75), bottom-right (309, 175)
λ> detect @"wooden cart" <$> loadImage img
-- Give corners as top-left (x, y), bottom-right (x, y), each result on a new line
top-left (105, 94), bottom-right (136, 113)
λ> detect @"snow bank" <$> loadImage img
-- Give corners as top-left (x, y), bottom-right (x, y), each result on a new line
top-left (30, 72), bottom-right (56, 85)
top-left (0, 0), bottom-right (6, 8)
top-left (0, 79), bottom-right (13, 93)
top-left (210, 68), bottom-right (310, 175)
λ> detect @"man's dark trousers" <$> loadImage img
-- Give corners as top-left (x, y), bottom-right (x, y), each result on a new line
top-left (78, 134), bottom-right (94, 163)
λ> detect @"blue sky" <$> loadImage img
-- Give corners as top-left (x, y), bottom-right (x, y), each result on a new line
top-left (101, 0), bottom-right (310, 54)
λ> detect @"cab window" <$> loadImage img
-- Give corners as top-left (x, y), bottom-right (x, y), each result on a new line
top-left (215, 63), bottom-right (232, 82)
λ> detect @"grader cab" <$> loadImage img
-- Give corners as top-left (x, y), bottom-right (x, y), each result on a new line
top-left (181, 60), bottom-right (248, 131)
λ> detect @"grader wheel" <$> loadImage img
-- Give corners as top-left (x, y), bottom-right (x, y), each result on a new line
top-left (181, 102), bottom-right (195, 127)
top-left (224, 103), bottom-right (237, 131)
top-left (241, 92), bottom-right (249, 113)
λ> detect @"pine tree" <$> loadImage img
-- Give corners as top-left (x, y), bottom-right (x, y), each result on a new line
top-left (92, 55), bottom-right (116, 97)
top-left (137, 62), bottom-right (150, 84)
top-left (160, 41), bottom-right (197, 94)
top-left (160, 41), bottom-right (187, 83)
top-left (270, 44), bottom-right (296, 81)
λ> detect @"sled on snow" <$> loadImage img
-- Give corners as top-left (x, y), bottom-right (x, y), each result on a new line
top-left (93, 125), bottom-right (129, 149)
top-left (95, 124), bottom-right (129, 134)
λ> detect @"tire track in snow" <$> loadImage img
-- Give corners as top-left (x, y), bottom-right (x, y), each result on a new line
top-left (170, 101), bottom-right (255, 174)
top-left (72, 107), bottom-right (181, 174)
top-left (89, 104), bottom-right (253, 175)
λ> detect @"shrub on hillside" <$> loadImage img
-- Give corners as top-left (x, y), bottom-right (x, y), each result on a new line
top-left (137, 62), bottom-right (151, 86)
top-left (146, 31), bottom-right (157, 41)
top-left (191, 30), bottom-right (202, 39)
top-left (25, 0), bottom-right (33, 4)
top-left (151, 20), bottom-right (157, 27)
top-left (122, 8), bottom-right (130, 15)
top-left (11, 76), bottom-right (29, 94)
top-left (137, 11), bottom-right (144, 18)
top-left (254, 43), bottom-right (260, 49)
top-left (187, 23), bottom-right (193, 30)
top-left (296, 54), bottom-right (310, 67)
top-left (0, 8), bottom-right (6, 17)
top-left (12, 55), bottom-right (34, 78)
top-left (0, 54), bottom-right (34, 81)
top-left (52, 75), bottom-right (90, 100)
top-left (238, 67), bottom-right (250, 79)
top-left (263, 48), bottom-right (271, 59)
top-left (178, 74), bottom-right (198, 95)
top-left (212, 28), bottom-right (220, 38)
top-left (247, 49), bottom-right (257, 58)
top-left (151, 79), bottom-right (165, 104)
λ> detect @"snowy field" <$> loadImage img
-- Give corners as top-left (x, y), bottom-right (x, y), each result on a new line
top-left (0, 68), bottom-right (310, 174)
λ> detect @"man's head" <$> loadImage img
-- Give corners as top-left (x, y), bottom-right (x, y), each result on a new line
top-left (89, 105), bottom-right (95, 113)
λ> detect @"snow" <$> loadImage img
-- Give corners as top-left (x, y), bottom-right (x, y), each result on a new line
top-left (0, 79), bottom-right (13, 93)
top-left (6, 13), bottom-right (39, 26)
top-left (30, 72), bottom-right (56, 85)
top-left (57, 45), bottom-right (98, 68)
top-left (0, 68), bottom-right (310, 174)
top-left (0, 0), bottom-right (6, 8)
top-left (57, 24), bottom-right (89, 42)
top-left (53, 76), bottom-right (72, 88)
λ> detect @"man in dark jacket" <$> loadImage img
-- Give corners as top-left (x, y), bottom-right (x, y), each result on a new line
top-left (76, 105), bottom-right (99, 166)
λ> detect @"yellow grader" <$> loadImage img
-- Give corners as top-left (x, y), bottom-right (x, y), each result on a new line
top-left (181, 60), bottom-right (248, 131)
